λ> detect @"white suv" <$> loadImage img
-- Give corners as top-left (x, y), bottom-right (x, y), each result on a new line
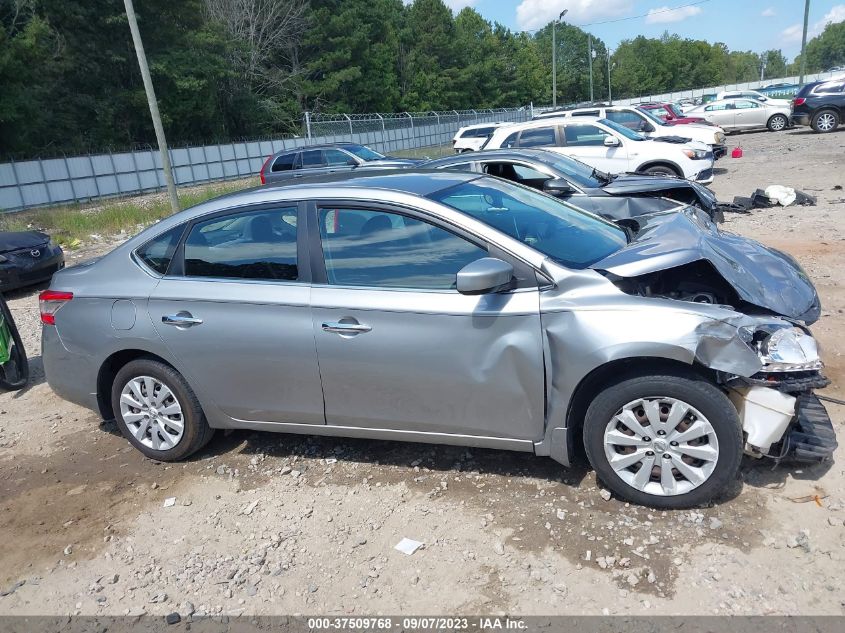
top-left (536, 105), bottom-right (727, 159)
top-left (452, 123), bottom-right (508, 153)
top-left (483, 118), bottom-right (715, 183)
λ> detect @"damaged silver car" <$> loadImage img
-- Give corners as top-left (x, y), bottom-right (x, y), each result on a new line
top-left (40, 170), bottom-right (835, 508)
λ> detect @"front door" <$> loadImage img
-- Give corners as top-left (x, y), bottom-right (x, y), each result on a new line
top-left (309, 204), bottom-right (545, 440)
top-left (732, 100), bottom-right (766, 129)
top-left (560, 123), bottom-right (629, 174)
top-left (149, 205), bottom-right (325, 425)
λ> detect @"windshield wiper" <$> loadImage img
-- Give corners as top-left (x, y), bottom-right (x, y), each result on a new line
top-left (591, 168), bottom-right (614, 184)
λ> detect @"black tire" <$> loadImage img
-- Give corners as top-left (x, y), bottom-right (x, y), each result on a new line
top-left (811, 109), bottom-right (839, 133)
top-left (582, 370), bottom-right (742, 509)
top-left (767, 114), bottom-right (788, 132)
top-left (111, 358), bottom-right (214, 461)
top-left (0, 294), bottom-right (29, 391)
top-left (641, 165), bottom-right (680, 177)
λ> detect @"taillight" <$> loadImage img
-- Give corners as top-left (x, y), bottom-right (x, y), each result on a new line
top-left (39, 290), bottom-right (73, 325)
top-left (793, 97), bottom-right (806, 106)
top-left (259, 155), bottom-right (273, 185)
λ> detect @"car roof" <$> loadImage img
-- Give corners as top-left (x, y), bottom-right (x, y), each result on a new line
top-left (420, 148), bottom-right (569, 167)
top-left (273, 142), bottom-right (370, 155)
top-left (459, 122), bottom-right (505, 129)
top-left (254, 168), bottom-right (480, 197)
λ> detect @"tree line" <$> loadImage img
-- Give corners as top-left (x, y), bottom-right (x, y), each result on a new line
top-left (0, 0), bottom-right (842, 159)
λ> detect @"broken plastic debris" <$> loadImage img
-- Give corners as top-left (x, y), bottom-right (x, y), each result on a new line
top-left (394, 538), bottom-right (424, 555)
top-left (162, 497), bottom-right (176, 508)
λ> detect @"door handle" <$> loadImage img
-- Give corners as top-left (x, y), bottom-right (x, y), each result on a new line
top-left (321, 321), bottom-right (372, 334)
top-left (162, 313), bottom-right (203, 327)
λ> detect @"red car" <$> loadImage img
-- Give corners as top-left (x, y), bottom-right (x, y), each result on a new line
top-left (638, 103), bottom-right (713, 126)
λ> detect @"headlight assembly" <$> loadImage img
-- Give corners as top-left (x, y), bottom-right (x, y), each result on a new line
top-left (749, 325), bottom-right (823, 371)
top-left (682, 148), bottom-right (708, 160)
top-left (715, 132), bottom-right (726, 144)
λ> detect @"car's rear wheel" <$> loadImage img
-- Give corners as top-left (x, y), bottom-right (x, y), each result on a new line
top-left (111, 358), bottom-right (214, 461)
top-left (811, 110), bottom-right (839, 133)
top-left (583, 370), bottom-right (742, 509)
top-left (767, 114), bottom-right (788, 131)
top-left (641, 165), bottom-right (680, 177)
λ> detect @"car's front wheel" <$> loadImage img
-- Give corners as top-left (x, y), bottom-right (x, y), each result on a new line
top-left (111, 358), bottom-right (214, 461)
top-left (583, 370), bottom-right (742, 508)
top-left (811, 109), bottom-right (839, 133)
top-left (641, 164), bottom-right (680, 177)
top-left (767, 114), bottom-right (788, 132)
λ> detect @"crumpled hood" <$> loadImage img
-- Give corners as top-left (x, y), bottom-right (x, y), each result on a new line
top-left (0, 230), bottom-right (50, 254)
top-left (590, 210), bottom-right (820, 323)
top-left (602, 173), bottom-right (717, 212)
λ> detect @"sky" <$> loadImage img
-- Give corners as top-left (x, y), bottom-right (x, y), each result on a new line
top-left (439, 0), bottom-right (845, 60)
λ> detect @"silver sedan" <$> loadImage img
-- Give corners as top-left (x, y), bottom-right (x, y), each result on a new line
top-left (686, 98), bottom-right (791, 132)
top-left (40, 170), bottom-right (834, 508)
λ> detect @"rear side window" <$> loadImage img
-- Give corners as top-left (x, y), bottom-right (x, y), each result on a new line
top-left (184, 208), bottom-right (298, 281)
top-left (572, 110), bottom-right (600, 117)
top-left (136, 225), bottom-right (184, 275)
top-left (501, 131), bottom-right (520, 148)
top-left (272, 153), bottom-right (296, 172)
top-left (606, 110), bottom-right (644, 130)
top-left (518, 127), bottom-right (556, 147)
top-left (301, 150), bottom-right (324, 169)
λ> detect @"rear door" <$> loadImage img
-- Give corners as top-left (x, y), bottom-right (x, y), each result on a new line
top-left (703, 103), bottom-right (735, 130)
top-left (559, 123), bottom-right (629, 174)
top-left (308, 202), bottom-right (545, 440)
top-left (148, 204), bottom-right (325, 425)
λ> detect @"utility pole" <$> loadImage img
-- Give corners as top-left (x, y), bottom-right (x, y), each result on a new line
top-left (799, 0), bottom-right (811, 86)
top-left (607, 50), bottom-right (613, 104)
top-left (123, 0), bottom-right (179, 213)
top-left (588, 35), bottom-right (594, 102)
top-left (552, 10), bottom-right (568, 108)
top-left (760, 57), bottom-right (767, 82)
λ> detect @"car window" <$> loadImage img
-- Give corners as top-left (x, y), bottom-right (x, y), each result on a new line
top-left (483, 162), bottom-right (550, 185)
top-left (184, 208), bottom-right (298, 281)
top-left (324, 149), bottom-right (353, 166)
top-left (271, 153), bottom-right (296, 172)
top-left (463, 126), bottom-right (494, 138)
top-left (572, 110), bottom-right (600, 117)
top-left (606, 110), bottom-right (646, 130)
top-left (301, 150), bottom-right (324, 169)
top-left (650, 107), bottom-right (669, 118)
top-left (318, 208), bottom-right (486, 289)
top-left (598, 118), bottom-right (645, 140)
top-left (427, 177), bottom-right (627, 269)
top-left (501, 131), bottom-right (520, 148)
top-left (734, 100), bottom-right (759, 109)
top-left (440, 162), bottom-right (473, 171)
top-left (136, 224), bottom-right (185, 275)
top-left (563, 124), bottom-right (610, 147)
top-left (518, 127), bottom-right (556, 148)
top-left (705, 103), bottom-right (731, 111)
top-left (342, 145), bottom-right (386, 161)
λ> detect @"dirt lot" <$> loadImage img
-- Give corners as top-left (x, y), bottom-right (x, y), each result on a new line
top-left (1, 128), bottom-right (844, 618)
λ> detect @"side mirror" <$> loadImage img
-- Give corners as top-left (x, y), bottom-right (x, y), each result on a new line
top-left (604, 136), bottom-right (621, 147)
top-left (543, 178), bottom-right (575, 197)
top-left (642, 122), bottom-right (655, 133)
top-left (347, 158), bottom-right (358, 166)
top-left (456, 257), bottom-right (514, 295)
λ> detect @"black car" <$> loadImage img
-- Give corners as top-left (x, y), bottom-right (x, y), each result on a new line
top-left (0, 230), bottom-right (65, 292)
top-left (419, 149), bottom-right (721, 222)
top-left (792, 78), bottom-right (845, 133)
top-left (259, 142), bottom-right (422, 184)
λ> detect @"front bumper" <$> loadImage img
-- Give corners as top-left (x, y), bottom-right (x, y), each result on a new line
top-left (694, 167), bottom-right (714, 184)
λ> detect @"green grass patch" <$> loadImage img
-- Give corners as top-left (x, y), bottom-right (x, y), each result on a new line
top-left (0, 179), bottom-right (253, 248)
top-left (390, 144), bottom-right (455, 160)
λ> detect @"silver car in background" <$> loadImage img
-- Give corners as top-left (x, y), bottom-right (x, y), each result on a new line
top-left (41, 171), bottom-right (835, 508)
top-left (686, 98), bottom-right (791, 132)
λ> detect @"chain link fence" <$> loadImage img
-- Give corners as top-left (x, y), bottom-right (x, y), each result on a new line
top-left (0, 107), bottom-right (531, 213)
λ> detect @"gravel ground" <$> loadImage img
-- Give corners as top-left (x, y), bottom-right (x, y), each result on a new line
top-left (0, 128), bottom-right (844, 617)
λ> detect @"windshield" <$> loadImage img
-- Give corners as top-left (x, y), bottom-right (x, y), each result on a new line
top-left (542, 152), bottom-right (605, 187)
top-left (427, 177), bottom-right (627, 269)
top-left (637, 108), bottom-right (666, 126)
top-left (343, 144), bottom-right (386, 161)
top-left (598, 118), bottom-right (645, 141)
